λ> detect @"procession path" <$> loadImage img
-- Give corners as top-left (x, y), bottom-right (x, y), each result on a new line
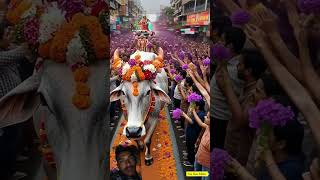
top-left (110, 107), bottom-right (184, 179)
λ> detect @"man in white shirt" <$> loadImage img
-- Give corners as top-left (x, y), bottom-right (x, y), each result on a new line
top-left (211, 26), bottom-right (246, 149)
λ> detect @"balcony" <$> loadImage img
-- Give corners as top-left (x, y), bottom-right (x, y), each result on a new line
top-left (195, 4), bottom-right (206, 12)
top-left (184, 8), bottom-right (194, 14)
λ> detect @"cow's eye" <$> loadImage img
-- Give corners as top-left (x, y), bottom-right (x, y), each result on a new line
top-left (146, 90), bottom-right (151, 96)
top-left (121, 90), bottom-right (125, 96)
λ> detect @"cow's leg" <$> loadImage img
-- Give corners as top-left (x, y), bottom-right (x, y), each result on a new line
top-left (135, 140), bottom-right (144, 151)
top-left (144, 118), bottom-right (158, 166)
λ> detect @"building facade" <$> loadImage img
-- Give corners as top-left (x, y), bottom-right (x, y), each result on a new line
top-left (171, 0), bottom-right (210, 36)
top-left (110, 0), bottom-right (144, 32)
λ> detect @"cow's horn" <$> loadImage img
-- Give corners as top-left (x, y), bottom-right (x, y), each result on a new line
top-left (114, 48), bottom-right (120, 61)
top-left (157, 47), bottom-right (164, 61)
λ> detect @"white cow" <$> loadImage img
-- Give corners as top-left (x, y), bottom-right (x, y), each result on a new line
top-left (0, 60), bottom-right (109, 180)
top-left (110, 49), bottom-right (171, 166)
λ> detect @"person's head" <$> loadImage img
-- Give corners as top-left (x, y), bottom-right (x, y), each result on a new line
top-left (204, 112), bottom-right (210, 125)
top-left (115, 145), bottom-right (139, 177)
top-left (195, 100), bottom-right (205, 111)
top-left (237, 49), bottom-right (267, 81)
top-left (212, 15), bottom-right (232, 38)
top-left (179, 70), bottom-right (187, 79)
top-left (185, 77), bottom-right (193, 88)
top-left (268, 96), bottom-right (303, 157)
top-left (221, 27), bottom-right (246, 55)
top-left (253, 73), bottom-right (285, 104)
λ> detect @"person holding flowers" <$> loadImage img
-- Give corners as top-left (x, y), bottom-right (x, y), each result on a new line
top-left (212, 0), bottom-right (320, 179)
top-left (215, 48), bottom-right (267, 165)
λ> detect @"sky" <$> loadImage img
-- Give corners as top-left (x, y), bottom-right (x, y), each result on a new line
top-left (140, 0), bottom-right (170, 14)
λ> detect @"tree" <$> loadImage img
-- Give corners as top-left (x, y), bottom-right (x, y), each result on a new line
top-left (162, 6), bottom-right (175, 25)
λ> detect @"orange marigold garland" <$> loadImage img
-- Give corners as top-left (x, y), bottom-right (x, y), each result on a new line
top-left (39, 117), bottom-right (56, 168)
top-left (132, 81), bottom-right (139, 96)
top-left (6, 0), bottom-right (33, 24)
top-left (116, 53), bottom-right (161, 82)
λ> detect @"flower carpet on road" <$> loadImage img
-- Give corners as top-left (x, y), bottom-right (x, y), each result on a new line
top-left (110, 110), bottom-right (178, 180)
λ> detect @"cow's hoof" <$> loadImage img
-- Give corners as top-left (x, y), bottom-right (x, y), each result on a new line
top-left (145, 157), bottom-right (153, 166)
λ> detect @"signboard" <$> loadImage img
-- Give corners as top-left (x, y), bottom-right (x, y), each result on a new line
top-left (186, 11), bottom-right (209, 26)
top-left (181, 28), bottom-right (195, 34)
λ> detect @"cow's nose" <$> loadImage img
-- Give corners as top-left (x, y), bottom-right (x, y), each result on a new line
top-left (126, 127), bottom-right (142, 138)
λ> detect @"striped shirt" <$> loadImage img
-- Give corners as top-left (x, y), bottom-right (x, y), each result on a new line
top-left (0, 46), bottom-right (28, 98)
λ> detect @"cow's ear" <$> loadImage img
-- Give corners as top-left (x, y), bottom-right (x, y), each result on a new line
top-left (151, 83), bottom-right (171, 104)
top-left (110, 84), bottom-right (123, 102)
top-left (0, 74), bottom-right (41, 128)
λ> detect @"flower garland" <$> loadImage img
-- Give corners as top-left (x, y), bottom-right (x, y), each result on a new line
top-left (6, 0), bottom-right (33, 24)
top-left (113, 53), bottom-right (163, 83)
top-left (23, 16), bottom-right (40, 45)
top-left (39, 115), bottom-right (56, 168)
top-left (38, 2), bottom-right (66, 44)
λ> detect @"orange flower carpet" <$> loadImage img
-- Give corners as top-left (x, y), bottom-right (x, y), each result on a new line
top-left (110, 109), bottom-right (179, 180)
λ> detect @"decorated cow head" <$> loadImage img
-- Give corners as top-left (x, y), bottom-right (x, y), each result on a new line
top-left (110, 49), bottom-right (171, 139)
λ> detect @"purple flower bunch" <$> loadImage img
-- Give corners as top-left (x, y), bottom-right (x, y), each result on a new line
top-left (212, 148), bottom-right (231, 180)
top-left (231, 9), bottom-right (251, 26)
top-left (298, 0), bottom-right (320, 14)
top-left (211, 44), bottom-right (232, 62)
top-left (172, 108), bottom-right (183, 119)
top-left (174, 74), bottom-right (183, 82)
top-left (187, 92), bottom-right (202, 103)
top-left (170, 69), bottom-right (176, 74)
top-left (182, 64), bottom-right (188, 70)
top-left (203, 57), bottom-right (211, 66)
top-left (249, 98), bottom-right (295, 129)
top-left (178, 51), bottom-right (185, 60)
top-left (57, 0), bottom-right (85, 20)
top-left (128, 59), bottom-right (136, 67)
top-left (23, 17), bottom-right (39, 45)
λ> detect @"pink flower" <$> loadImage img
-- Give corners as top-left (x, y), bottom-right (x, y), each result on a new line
top-left (172, 108), bottom-right (182, 119)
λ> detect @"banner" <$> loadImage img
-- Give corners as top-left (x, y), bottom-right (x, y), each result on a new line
top-left (186, 11), bottom-right (209, 26)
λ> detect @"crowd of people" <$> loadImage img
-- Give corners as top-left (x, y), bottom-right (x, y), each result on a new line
top-left (212, 0), bottom-right (320, 179)
top-left (0, 1), bottom-right (37, 179)
top-left (110, 24), bottom-right (211, 179)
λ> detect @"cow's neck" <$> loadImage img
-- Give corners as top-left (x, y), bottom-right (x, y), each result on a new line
top-left (51, 125), bottom-right (107, 180)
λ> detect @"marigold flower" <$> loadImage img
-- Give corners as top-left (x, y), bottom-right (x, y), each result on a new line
top-left (72, 94), bottom-right (91, 109)
top-left (74, 67), bottom-right (90, 82)
top-left (76, 82), bottom-right (90, 95)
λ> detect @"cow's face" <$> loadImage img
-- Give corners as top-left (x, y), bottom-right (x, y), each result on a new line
top-left (110, 80), bottom-right (170, 139)
top-left (0, 60), bottom-right (109, 180)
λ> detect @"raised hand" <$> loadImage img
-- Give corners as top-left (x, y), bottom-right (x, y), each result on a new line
top-left (245, 24), bottom-right (267, 48)
top-left (257, 8), bottom-right (279, 34)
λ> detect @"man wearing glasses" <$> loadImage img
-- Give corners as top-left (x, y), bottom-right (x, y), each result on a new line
top-left (111, 145), bottom-right (142, 180)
